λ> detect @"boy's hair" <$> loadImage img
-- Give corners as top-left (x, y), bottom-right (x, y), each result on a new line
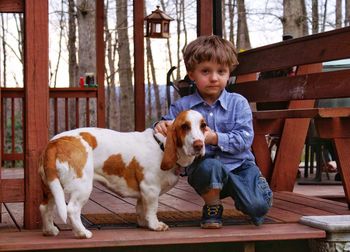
top-left (183, 35), bottom-right (238, 73)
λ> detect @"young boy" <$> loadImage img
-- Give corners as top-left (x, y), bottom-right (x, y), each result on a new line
top-left (155, 35), bottom-right (273, 229)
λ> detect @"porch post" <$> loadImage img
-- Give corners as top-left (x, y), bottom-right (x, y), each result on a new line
top-left (96, 0), bottom-right (105, 127)
top-left (24, 0), bottom-right (49, 229)
top-left (134, 0), bottom-right (145, 131)
top-left (197, 0), bottom-right (213, 36)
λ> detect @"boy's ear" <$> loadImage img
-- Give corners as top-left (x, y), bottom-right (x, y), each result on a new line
top-left (187, 71), bottom-right (195, 81)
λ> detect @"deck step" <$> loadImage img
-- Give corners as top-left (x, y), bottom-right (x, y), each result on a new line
top-left (0, 223), bottom-right (325, 251)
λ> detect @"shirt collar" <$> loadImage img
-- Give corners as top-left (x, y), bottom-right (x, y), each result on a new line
top-left (189, 89), bottom-right (228, 111)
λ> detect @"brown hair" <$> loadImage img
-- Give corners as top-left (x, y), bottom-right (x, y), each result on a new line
top-left (183, 35), bottom-right (238, 72)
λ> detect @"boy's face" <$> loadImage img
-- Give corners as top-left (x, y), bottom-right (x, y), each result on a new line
top-left (188, 61), bottom-right (230, 105)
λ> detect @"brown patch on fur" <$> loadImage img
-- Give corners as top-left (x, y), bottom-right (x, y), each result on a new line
top-left (80, 132), bottom-right (98, 149)
top-left (102, 154), bottom-right (144, 192)
top-left (42, 136), bottom-right (88, 182)
top-left (161, 110), bottom-right (189, 170)
top-left (41, 181), bottom-right (53, 205)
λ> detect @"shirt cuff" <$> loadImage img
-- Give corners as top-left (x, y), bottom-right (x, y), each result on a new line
top-left (216, 132), bottom-right (229, 152)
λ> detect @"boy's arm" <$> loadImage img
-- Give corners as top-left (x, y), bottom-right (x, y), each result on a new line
top-left (153, 101), bottom-right (182, 136)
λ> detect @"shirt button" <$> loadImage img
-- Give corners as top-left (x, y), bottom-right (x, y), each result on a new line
top-left (209, 112), bottom-right (213, 117)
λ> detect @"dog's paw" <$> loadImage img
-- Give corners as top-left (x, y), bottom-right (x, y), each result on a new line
top-left (43, 226), bottom-right (60, 236)
top-left (74, 229), bottom-right (93, 239)
top-left (137, 217), bottom-right (148, 228)
top-left (149, 221), bottom-right (169, 231)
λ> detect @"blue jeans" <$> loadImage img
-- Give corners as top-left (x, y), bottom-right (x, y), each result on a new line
top-left (187, 158), bottom-right (273, 221)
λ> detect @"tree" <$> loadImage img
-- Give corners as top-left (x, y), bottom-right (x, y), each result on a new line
top-left (117, 0), bottom-right (134, 131)
top-left (312, 0), bottom-right (319, 34)
top-left (236, 0), bottom-right (251, 51)
top-left (336, 0), bottom-right (343, 28)
top-left (105, 0), bottom-right (119, 130)
top-left (282, 0), bottom-right (308, 38)
top-left (68, 0), bottom-right (78, 88)
top-left (346, 0), bottom-right (350, 26)
top-left (76, 0), bottom-right (96, 80)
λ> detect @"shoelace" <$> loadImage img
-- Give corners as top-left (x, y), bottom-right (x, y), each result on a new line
top-left (206, 205), bottom-right (221, 216)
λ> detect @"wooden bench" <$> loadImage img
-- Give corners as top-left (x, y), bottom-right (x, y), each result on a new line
top-left (226, 26), bottom-right (350, 209)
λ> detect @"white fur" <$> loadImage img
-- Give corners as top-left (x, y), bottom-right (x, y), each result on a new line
top-left (39, 110), bottom-right (206, 238)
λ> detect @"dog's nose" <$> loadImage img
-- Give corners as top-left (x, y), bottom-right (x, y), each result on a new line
top-left (193, 140), bottom-right (204, 152)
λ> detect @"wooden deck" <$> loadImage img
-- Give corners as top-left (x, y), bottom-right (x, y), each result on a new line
top-left (0, 168), bottom-right (349, 251)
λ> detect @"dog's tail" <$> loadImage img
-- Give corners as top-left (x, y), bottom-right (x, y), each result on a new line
top-left (49, 179), bottom-right (67, 223)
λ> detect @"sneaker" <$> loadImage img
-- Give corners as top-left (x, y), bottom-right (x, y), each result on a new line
top-left (200, 204), bottom-right (223, 229)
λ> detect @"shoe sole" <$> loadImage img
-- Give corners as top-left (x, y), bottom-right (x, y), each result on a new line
top-left (200, 223), bottom-right (222, 229)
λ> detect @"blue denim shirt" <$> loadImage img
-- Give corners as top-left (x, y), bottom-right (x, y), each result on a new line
top-left (162, 89), bottom-right (256, 172)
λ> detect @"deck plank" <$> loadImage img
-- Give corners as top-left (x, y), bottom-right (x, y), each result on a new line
top-left (0, 223), bottom-right (325, 251)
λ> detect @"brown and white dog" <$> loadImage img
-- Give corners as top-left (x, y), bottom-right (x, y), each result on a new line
top-left (39, 110), bottom-right (206, 238)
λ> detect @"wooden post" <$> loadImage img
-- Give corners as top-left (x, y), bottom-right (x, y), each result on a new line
top-left (212, 0), bottom-right (222, 37)
top-left (24, 0), bottom-right (49, 229)
top-left (96, 0), bottom-right (105, 128)
top-left (197, 0), bottom-right (213, 36)
top-left (134, 0), bottom-right (145, 131)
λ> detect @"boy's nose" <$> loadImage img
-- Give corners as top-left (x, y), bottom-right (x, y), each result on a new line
top-left (210, 72), bottom-right (219, 81)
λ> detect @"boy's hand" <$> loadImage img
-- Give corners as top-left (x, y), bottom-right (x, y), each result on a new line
top-left (154, 120), bottom-right (173, 136)
top-left (204, 126), bottom-right (218, 145)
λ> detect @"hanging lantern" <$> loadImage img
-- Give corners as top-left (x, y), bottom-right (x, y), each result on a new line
top-left (144, 6), bottom-right (174, 39)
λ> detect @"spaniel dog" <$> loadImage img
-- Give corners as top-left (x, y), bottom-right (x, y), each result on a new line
top-left (39, 110), bottom-right (206, 238)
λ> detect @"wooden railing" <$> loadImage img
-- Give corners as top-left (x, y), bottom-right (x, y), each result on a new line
top-left (1, 87), bottom-right (98, 167)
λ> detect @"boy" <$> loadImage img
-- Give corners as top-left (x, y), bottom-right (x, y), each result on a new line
top-left (155, 35), bottom-right (272, 229)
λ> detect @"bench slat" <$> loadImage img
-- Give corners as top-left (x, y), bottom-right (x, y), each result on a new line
top-left (230, 69), bottom-right (350, 103)
top-left (233, 26), bottom-right (350, 75)
top-left (253, 107), bottom-right (350, 120)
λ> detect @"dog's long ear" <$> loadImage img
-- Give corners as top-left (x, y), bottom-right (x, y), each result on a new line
top-left (161, 125), bottom-right (178, 170)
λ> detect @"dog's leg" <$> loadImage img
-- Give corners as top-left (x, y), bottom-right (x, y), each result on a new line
top-left (141, 188), bottom-right (169, 231)
top-left (67, 183), bottom-right (93, 239)
top-left (39, 197), bottom-right (59, 236)
top-left (136, 198), bottom-right (147, 228)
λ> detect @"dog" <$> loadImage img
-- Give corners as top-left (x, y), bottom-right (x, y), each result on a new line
top-left (39, 110), bottom-right (206, 238)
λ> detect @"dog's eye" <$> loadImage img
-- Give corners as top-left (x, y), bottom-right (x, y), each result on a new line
top-left (200, 122), bottom-right (207, 130)
top-left (181, 123), bottom-right (190, 131)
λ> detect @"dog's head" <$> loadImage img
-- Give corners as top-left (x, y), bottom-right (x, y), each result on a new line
top-left (161, 110), bottom-right (206, 170)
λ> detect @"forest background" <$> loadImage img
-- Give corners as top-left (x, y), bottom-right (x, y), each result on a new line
top-left (0, 0), bottom-right (349, 133)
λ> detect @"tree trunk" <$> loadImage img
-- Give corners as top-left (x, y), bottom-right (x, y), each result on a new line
top-left (282, 0), bottom-right (308, 38)
top-left (345, 0), bottom-right (350, 26)
top-left (68, 0), bottom-right (79, 129)
top-left (228, 0), bottom-right (236, 45)
top-left (105, 0), bottom-right (118, 130)
top-left (321, 0), bottom-right (328, 32)
top-left (236, 0), bottom-right (251, 51)
top-left (312, 0), bottom-right (319, 34)
top-left (77, 0), bottom-right (96, 127)
top-left (336, 0), bottom-right (343, 28)
top-left (117, 0), bottom-right (134, 131)
top-left (77, 0), bottom-right (96, 78)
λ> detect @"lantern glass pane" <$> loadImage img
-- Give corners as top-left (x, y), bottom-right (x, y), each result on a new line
top-left (155, 23), bottom-right (161, 33)
top-left (164, 23), bottom-right (169, 32)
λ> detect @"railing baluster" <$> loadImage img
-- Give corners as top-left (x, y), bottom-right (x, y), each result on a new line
top-left (11, 98), bottom-right (15, 167)
top-left (65, 98), bottom-right (68, 131)
top-left (1, 97), bottom-right (4, 166)
top-left (76, 97), bottom-right (79, 128)
top-left (54, 97), bottom-right (58, 135)
top-left (86, 97), bottom-right (90, 127)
